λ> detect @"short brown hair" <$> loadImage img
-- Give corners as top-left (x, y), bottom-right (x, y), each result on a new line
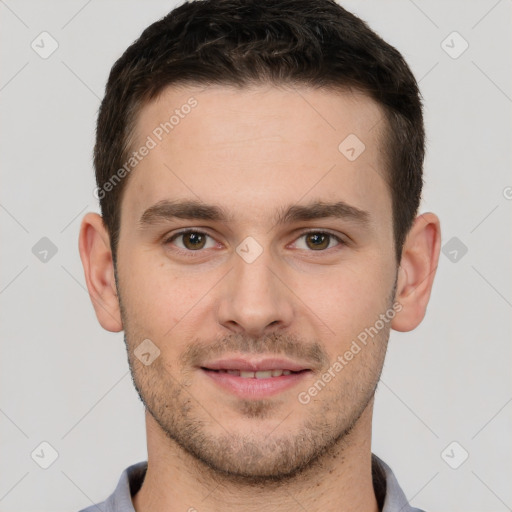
top-left (94, 0), bottom-right (424, 263)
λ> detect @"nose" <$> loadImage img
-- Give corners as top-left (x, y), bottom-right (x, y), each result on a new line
top-left (216, 249), bottom-right (294, 337)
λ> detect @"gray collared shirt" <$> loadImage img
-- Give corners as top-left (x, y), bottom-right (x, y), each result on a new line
top-left (78, 453), bottom-right (425, 512)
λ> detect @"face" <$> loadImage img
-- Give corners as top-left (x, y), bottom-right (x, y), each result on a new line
top-left (115, 84), bottom-right (397, 481)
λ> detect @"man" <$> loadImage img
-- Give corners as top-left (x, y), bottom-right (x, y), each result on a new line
top-left (78, 0), bottom-right (441, 510)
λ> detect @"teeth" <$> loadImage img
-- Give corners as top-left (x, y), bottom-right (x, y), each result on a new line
top-left (255, 370), bottom-right (272, 379)
top-left (216, 369), bottom-right (296, 378)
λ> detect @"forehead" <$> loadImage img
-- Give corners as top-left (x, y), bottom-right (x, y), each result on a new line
top-left (121, 84), bottom-right (390, 229)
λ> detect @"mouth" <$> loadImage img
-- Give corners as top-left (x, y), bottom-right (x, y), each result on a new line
top-left (203, 368), bottom-right (307, 379)
top-left (199, 357), bottom-right (313, 399)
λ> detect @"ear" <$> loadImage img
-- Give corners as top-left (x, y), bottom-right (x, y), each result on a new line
top-left (78, 212), bottom-right (123, 332)
top-left (391, 212), bottom-right (441, 332)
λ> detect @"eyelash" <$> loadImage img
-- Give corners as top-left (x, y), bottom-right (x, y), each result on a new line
top-left (163, 228), bottom-right (346, 256)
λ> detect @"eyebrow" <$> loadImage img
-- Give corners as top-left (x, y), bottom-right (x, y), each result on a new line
top-left (274, 201), bottom-right (370, 226)
top-left (138, 199), bottom-right (370, 228)
top-left (139, 199), bottom-right (229, 226)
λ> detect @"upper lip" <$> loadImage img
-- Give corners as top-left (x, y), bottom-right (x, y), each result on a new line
top-left (201, 357), bottom-right (311, 372)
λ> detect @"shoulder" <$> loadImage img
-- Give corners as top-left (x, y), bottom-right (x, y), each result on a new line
top-left (76, 461), bottom-right (148, 512)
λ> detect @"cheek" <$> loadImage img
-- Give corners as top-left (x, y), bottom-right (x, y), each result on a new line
top-left (118, 253), bottom-right (194, 337)
top-left (119, 250), bottom-right (231, 366)
top-left (303, 256), bottom-right (394, 342)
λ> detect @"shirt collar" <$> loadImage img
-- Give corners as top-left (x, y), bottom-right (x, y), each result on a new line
top-left (81, 454), bottom-right (424, 512)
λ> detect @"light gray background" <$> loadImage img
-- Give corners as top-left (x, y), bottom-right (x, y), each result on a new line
top-left (1, 1), bottom-right (511, 511)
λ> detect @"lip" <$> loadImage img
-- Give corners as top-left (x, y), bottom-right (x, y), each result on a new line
top-left (200, 356), bottom-right (312, 399)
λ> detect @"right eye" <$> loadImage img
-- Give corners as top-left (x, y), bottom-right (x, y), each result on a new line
top-left (165, 230), bottom-right (218, 251)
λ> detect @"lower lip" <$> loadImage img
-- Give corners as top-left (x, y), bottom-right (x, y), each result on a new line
top-left (201, 369), bottom-right (311, 399)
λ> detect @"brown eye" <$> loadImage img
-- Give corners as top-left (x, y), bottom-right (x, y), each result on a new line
top-left (182, 232), bottom-right (206, 250)
top-left (167, 231), bottom-right (216, 251)
top-left (305, 233), bottom-right (330, 250)
top-left (293, 231), bottom-right (342, 251)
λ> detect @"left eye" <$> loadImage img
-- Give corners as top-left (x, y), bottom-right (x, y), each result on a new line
top-left (293, 232), bottom-right (341, 251)
top-left (167, 231), bottom-right (217, 251)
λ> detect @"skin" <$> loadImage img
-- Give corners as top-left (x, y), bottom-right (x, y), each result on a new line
top-left (79, 84), bottom-right (441, 512)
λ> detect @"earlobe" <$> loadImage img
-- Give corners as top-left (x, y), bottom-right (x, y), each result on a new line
top-left (391, 212), bottom-right (441, 332)
top-left (78, 212), bottom-right (123, 332)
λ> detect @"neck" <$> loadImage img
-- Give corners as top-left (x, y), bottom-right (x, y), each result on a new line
top-left (133, 400), bottom-right (378, 512)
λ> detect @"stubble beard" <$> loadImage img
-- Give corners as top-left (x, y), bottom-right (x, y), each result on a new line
top-left (116, 266), bottom-right (394, 485)
top-left (123, 330), bottom-right (388, 485)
